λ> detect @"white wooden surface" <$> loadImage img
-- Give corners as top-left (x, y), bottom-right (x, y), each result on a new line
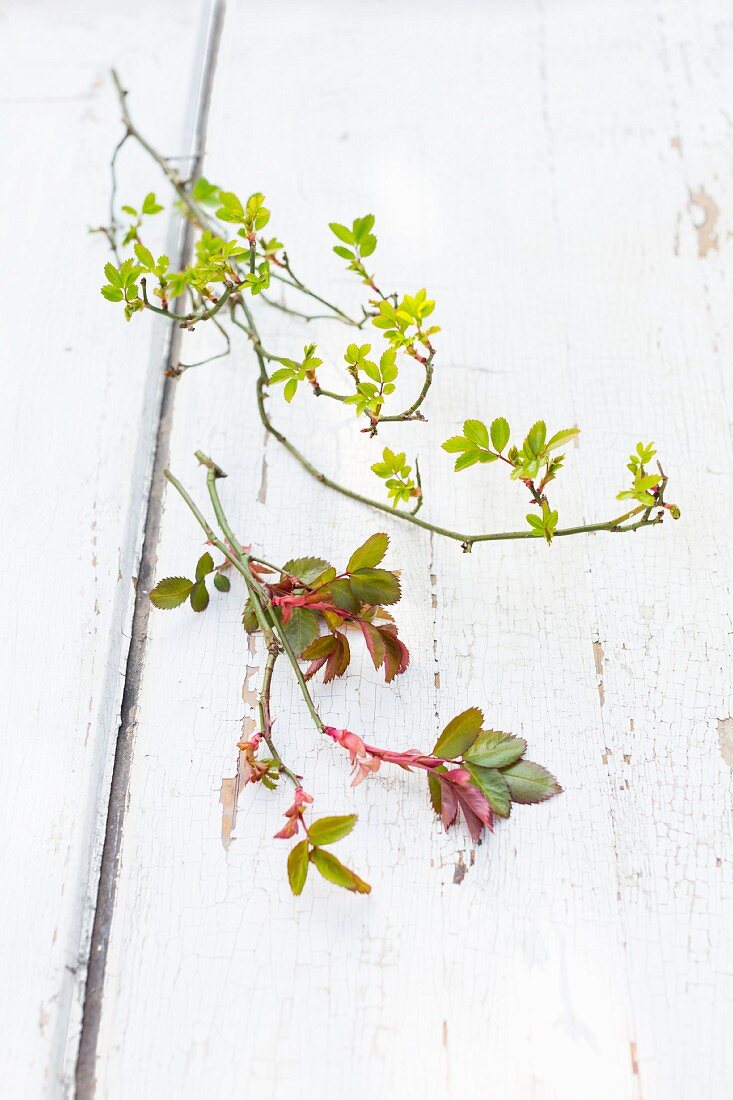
top-left (0, 3), bottom-right (202, 1095)
top-left (3, 1), bottom-right (732, 1097)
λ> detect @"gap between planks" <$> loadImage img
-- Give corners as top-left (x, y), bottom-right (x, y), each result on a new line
top-left (73, 2), bottom-right (226, 1095)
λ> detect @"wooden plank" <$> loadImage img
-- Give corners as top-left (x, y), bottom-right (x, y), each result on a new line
top-left (0, 3), bottom-right (204, 1095)
top-left (539, 4), bottom-right (733, 1095)
top-left (89, 2), bottom-right (732, 1097)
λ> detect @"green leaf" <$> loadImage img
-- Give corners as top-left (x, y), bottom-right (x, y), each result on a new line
top-left (379, 348), bottom-right (398, 381)
top-left (360, 235), bottom-right (377, 258)
top-left (216, 190), bottom-right (244, 222)
top-left (310, 848), bottom-right (371, 894)
top-left (134, 242), bottom-right (155, 269)
top-left (442, 436), bottom-right (472, 453)
top-left (333, 245), bottom-right (355, 260)
top-left (268, 367), bottom-right (292, 385)
top-left (149, 576), bottom-right (193, 609)
top-left (346, 532), bottom-right (389, 572)
top-left (526, 420), bottom-right (547, 456)
top-left (344, 343), bottom-right (361, 364)
top-left (242, 598), bottom-right (259, 633)
top-left (464, 729), bottom-right (527, 768)
top-left (284, 378), bottom-right (298, 403)
top-left (301, 634), bottom-right (337, 660)
top-left (427, 772), bottom-right (442, 816)
top-left (349, 568), bottom-right (401, 606)
top-left (353, 213), bottom-right (375, 243)
top-left (433, 707), bottom-right (483, 759)
top-left (454, 451), bottom-right (481, 472)
top-left (196, 552), bottom-right (214, 580)
top-left (192, 176), bottom-right (220, 206)
top-left (466, 765), bottom-right (511, 818)
top-left (189, 580), bottom-right (209, 612)
top-left (104, 262), bottom-right (122, 287)
top-left (278, 607), bottom-right (320, 657)
top-left (502, 760), bottom-right (562, 804)
top-left (141, 192), bottom-right (163, 215)
top-left (463, 419), bottom-right (489, 449)
top-left (283, 557), bottom-right (332, 584)
top-left (287, 840), bottom-right (309, 895)
top-left (328, 578), bottom-right (359, 612)
top-left (329, 221), bottom-right (354, 244)
top-left (490, 416), bottom-right (510, 452)
top-left (308, 815), bottom-right (357, 846)
top-left (213, 572), bottom-right (230, 592)
top-left (101, 286), bottom-right (124, 302)
top-left (546, 427), bottom-right (579, 453)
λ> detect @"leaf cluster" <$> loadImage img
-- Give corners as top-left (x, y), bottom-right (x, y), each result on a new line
top-left (149, 551), bottom-right (230, 612)
top-left (443, 417), bottom-right (579, 542)
top-left (243, 533), bottom-right (409, 684)
top-left (216, 189), bottom-right (271, 237)
top-left (101, 258), bottom-right (146, 320)
top-left (617, 441), bottom-right (660, 507)
top-left (269, 343), bottom-right (323, 403)
top-left (428, 707), bottom-right (561, 834)
top-left (370, 447), bottom-right (419, 507)
top-left (102, 181), bottom-right (276, 319)
top-left (329, 213), bottom-right (377, 283)
top-left (444, 417), bottom-right (576, 475)
top-left (343, 343), bottom-right (398, 417)
top-left (287, 814), bottom-right (370, 896)
top-left (372, 288), bottom-right (439, 354)
top-left (119, 191), bottom-right (163, 245)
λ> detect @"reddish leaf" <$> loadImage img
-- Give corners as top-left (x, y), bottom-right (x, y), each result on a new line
top-left (440, 780), bottom-right (459, 831)
top-left (323, 631), bottom-right (350, 682)
top-left (301, 634), bottom-right (338, 660)
top-left (437, 769), bottom-right (494, 841)
top-left (457, 800), bottom-right (483, 842)
top-left (322, 609), bottom-right (345, 631)
top-left (427, 772), bottom-right (442, 817)
top-left (455, 785), bottom-right (494, 841)
top-left (304, 654), bottom-right (329, 681)
top-left (360, 621), bottom-right (386, 670)
top-left (381, 628), bottom-right (410, 682)
top-left (302, 634), bottom-right (333, 680)
top-left (323, 644), bottom-right (341, 684)
top-left (336, 631), bottom-right (351, 676)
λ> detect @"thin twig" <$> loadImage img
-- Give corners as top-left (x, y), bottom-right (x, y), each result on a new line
top-left (258, 651), bottom-right (300, 788)
top-left (112, 72), bottom-right (672, 556)
top-left (175, 314), bottom-right (231, 373)
top-left (194, 451), bottom-right (325, 731)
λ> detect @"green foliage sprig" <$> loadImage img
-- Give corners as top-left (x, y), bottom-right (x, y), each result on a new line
top-left (441, 419), bottom-right (677, 543)
top-left (150, 454), bottom-right (560, 895)
top-left (329, 214), bottom-right (378, 288)
top-left (98, 72), bottom-right (678, 554)
top-left (93, 72), bottom-right (681, 895)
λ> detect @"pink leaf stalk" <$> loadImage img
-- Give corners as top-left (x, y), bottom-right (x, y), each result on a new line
top-left (324, 727), bottom-right (494, 841)
top-left (274, 786), bottom-right (314, 839)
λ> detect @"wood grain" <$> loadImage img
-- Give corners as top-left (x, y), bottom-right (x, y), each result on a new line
top-left (0, 3), bottom-right (202, 1094)
top-left (90, 2), bottom-right (733, 1097)
top-left (4, 1), bottom-right (732, 1097)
